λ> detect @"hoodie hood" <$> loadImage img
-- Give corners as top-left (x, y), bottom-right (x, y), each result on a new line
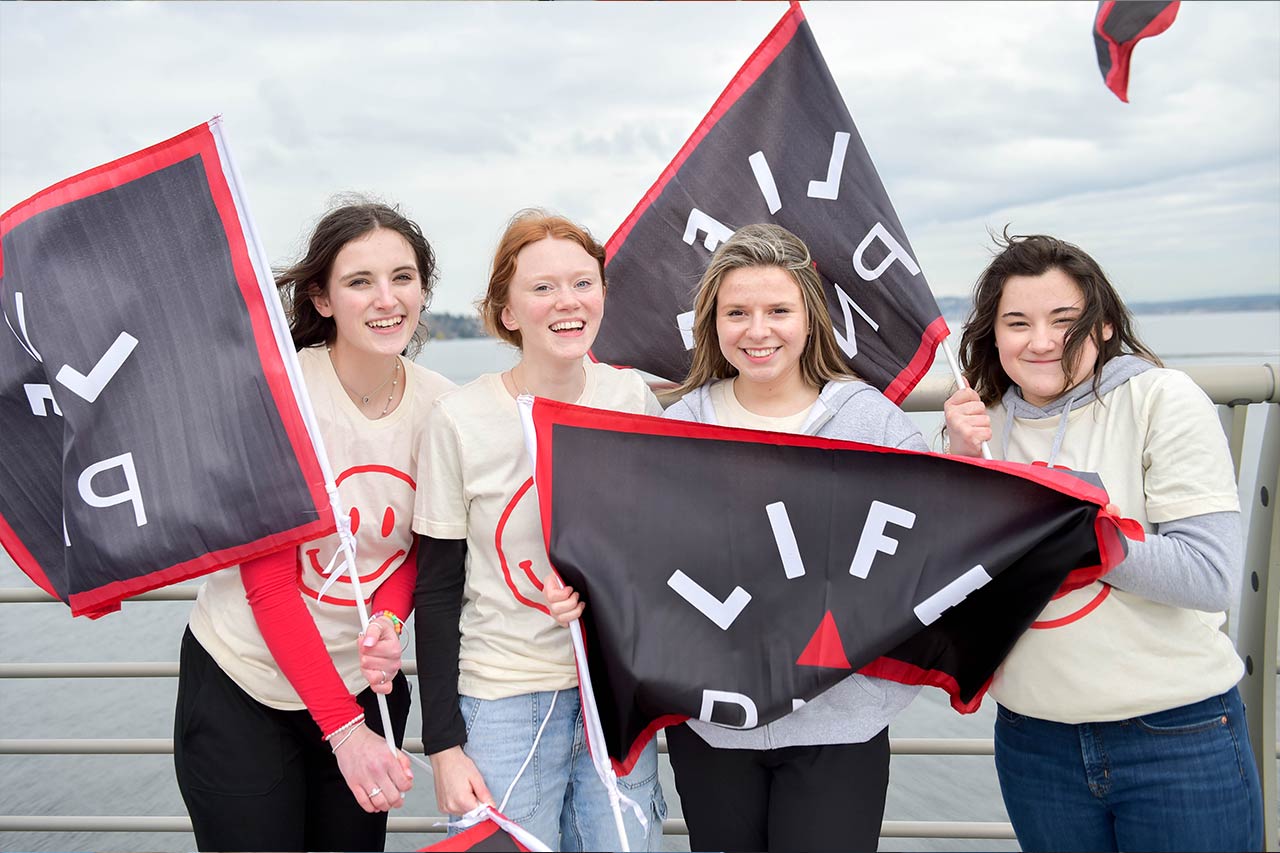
top-left (669, 377), bottom-right (881, 435)
top-left (1000, 353), bottom-right (1156, 465)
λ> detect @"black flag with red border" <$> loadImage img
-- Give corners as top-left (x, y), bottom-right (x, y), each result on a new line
top-left (0, 121), bottom-right (334, 616)
top-left (523, 398), bottom-right (1137, 775)
top-left (1093, 1), bottom-right (1180, 102)
top-left (593, 2), bottom-right (946, 404)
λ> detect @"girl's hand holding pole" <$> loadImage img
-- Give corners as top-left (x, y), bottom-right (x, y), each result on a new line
top-left (543, 572), bottom-right (584, 628)
top-left (359, 613), bottom-right (403, 696)
top-left (943, 387), bottom-right (992, 458)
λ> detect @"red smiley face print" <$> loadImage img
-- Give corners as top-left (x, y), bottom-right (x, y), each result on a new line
top-left (298, 464), bottom-right (416, 606)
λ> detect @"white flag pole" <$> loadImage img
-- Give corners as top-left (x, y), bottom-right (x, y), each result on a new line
top-left (939, 335), bottom-right (993, 460)
top-left (516, 395), bottom-right (643, 853)
top-left (211, 116), bottom-right (399, 757)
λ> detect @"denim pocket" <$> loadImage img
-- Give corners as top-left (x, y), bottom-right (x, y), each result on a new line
top-left (1134, 696), bottom-right (1229, 736)
top-left (460, 695), bottom-right (484, 735)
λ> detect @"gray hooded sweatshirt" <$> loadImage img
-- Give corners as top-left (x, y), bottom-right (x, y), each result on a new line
top-left (664, 378), bottom-right (928, 749)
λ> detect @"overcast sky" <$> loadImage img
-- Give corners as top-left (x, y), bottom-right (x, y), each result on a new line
top-left (2, 1), bottom-right (1277, 314)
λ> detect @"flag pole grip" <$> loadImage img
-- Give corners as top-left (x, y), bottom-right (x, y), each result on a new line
top-left (940, 337), bottom-right (993, 460)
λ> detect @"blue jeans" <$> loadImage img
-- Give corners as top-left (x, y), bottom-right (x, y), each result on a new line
top-left (456, 689), bottom-right (666, 851)
top-left (994, 687), bottom-right (1262, 852)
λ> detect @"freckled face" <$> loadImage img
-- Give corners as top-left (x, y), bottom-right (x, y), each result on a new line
top-left (715, 265), bottom-right (809, 392)
top-left (994, 268), bottom-right (1112, 407)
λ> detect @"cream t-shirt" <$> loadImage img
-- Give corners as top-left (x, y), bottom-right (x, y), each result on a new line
top-left (709, 378), bottom-right (814, 432)
top-left (415, 361), bottom-right (663, 700)
top-left (189, 345), bottom-right (454, 710)
top-left (988, 369), bottom-right (1243, 721)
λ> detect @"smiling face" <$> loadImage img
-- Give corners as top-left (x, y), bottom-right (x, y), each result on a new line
top-left (715, 265), bottom-right (810, 394)
top-left (312, 228), bottom-right (421, 358)
top-left (500, 236), bottom-right (605, 363)
top-left (995, 268), bottom-right (1113, 407)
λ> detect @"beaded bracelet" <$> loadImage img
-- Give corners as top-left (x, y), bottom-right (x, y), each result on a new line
top-left (375, 610), bottom-right (404, 636)
top-left (330, 722), bottom-right (364, 753)
top-left (324, 712), bottom-right (365, 744)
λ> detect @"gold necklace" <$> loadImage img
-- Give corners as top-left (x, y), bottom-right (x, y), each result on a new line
top-left (330, 350), bottom-right (400, 418)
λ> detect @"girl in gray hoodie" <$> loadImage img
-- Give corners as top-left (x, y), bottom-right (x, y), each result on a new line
top-left (546, 223), bottom-right (926, 852)
top-left (943, 231), bottom-right (1261, 852)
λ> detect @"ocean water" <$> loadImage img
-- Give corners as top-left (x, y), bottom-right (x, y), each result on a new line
top-left (1, 310), bottom-right (1277, 853)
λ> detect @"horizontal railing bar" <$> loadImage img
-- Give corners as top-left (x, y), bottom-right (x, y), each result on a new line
top-left (0, 815), bottom-right (1017, 839)
top-left (0, 737), bottom-right (1020, 757)
top-left (900, 363), bottom-right (1279, 411)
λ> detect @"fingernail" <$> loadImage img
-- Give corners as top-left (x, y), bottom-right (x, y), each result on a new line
top-left (363, 635), bottom-right (375, 647)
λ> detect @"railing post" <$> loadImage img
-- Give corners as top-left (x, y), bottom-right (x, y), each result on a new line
top-left (1234, 400), bottom-right (1279, 851)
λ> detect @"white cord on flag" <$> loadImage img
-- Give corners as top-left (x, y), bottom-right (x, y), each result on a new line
top-left (444, 805), bottom-right (553, 852)
top-left (498, 689), bottom-right (558, 815)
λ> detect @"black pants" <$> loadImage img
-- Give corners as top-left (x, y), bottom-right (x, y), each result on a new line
top-left (667, 723), bottom-right (890, 853)
top-left (173, 628), bottom-right (411, 852)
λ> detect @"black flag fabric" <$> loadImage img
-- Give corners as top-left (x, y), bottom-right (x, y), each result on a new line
top-left (520, 397), bottom-right (1137, 775)
top-left (1093, 1), bottom-right (1180, 102)
top-left (0, 120), bottom-right (334, 616)
top-left (593, 2), bottom-right (947, 404)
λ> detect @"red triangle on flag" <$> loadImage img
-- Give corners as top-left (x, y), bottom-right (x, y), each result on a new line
top-left (795, 610), bottom-right (852, 669)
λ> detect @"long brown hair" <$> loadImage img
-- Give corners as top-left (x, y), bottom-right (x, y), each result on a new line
top-left (959, 228), bottom-right (1161, 406)
top-left (676, 223), bottom-right (857, 396)
top-left (478, 209), bottom-right (606, 349)
top-left (276, 201), bottom-right (437, 356)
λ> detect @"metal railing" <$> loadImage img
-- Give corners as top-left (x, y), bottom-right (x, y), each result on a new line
top-left (2, 362), bottom-right (1277, 850)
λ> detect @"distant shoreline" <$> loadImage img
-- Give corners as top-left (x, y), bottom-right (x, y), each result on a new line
top-left (935, 292), bottom-right (1280, 321)
top-left (426, 293), bottom-right (1280, 339)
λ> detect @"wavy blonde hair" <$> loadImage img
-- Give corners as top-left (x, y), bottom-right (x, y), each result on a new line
top-left (676, 223), bottom-right (857, 396)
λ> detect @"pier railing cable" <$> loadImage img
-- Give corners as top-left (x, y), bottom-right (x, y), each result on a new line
top-left (2, 363), bottom-right (1277, 849)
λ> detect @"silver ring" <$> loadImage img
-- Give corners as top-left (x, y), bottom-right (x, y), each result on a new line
top-left (379, 670), bottom-right (388, 685)
top-left (368, 785), bottom-right (382, 798)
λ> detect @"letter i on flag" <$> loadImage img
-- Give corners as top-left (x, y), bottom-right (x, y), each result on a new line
top-left (0, 119), bottom-right (335, 617)
top-left (594, 1), bottom-right (948, 403)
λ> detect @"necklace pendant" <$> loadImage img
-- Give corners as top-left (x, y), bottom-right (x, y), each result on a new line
top-left (361, 395), bottom-right (371, 405)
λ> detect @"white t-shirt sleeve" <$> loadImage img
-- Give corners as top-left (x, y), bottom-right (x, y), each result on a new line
top-left (414, 398), bottom-right (469, 539)
top-left (1141, 371), bottom-right (1240, 524)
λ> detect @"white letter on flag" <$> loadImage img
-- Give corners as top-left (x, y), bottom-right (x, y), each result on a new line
top-left (677, 311), bottom-right (696, 350)
top-left (57, 331), bottom-right (139, 403)
top-left (766, 501), bottom-right (806, 579)
top-left (831, 282), bottom-right (881, 359)
top-left (668, 569), bottom-right (751, 630)
top-left (78, 452), bottom-right (148, 528)
top-left (24, 384), bottom-right (62, 417)
top-left (699, 690), bottom-right (759, 729)
top-left (914, 565), bottom-right (993, 626)
top-left (807, 131), bottom-right (852, 200)
top-left (852, 223), bottom-right (922, 281)
top-left (683, 209), bottom-right (734, 252)
top-left (749, 152), bottom-right (783, 214)
top-left (849, 500), bottom-right (916, 579)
